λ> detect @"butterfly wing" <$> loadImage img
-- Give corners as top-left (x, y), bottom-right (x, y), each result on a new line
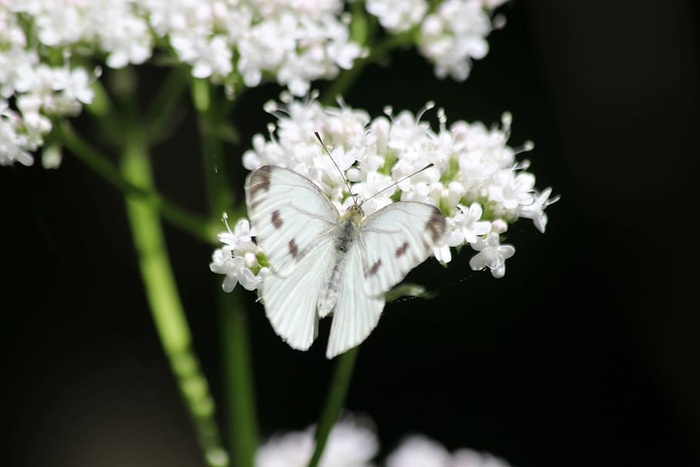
top-left (245, 165), bottom-right (339, 276)
top-left (245, 165), bottom-right (339, 350)
top-left (326, 247), bottom-right (384, 359)
top-left (325, 202), bottom-right (447, 358)
top-left (262, 238), bottom-right (335, 350)
top-left (359, 201), bottom-right (447, 297)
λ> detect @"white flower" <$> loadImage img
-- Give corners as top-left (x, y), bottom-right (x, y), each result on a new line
top-left (366, 0), bottom-right (429, 33)
top-left (520, 187), bottom-right (557, 233)
top-left (147, 0), bottom-right (365, 94)
top-left (452, 448), bottom-right (513, 467)
top-left (418, 0), bottom-right (498, 81)
top-left (449, 203), bottom-right (492, 245)
top-left (386, 434), bottom-right (513, 467)
top-left (488, 171), bottom-right (535, 211)
top-left (256, 416), bottom-right (378, 467)
top-left (0, 105), bottom-right (35, 166)
top-left (468, 233), bottom-right (515, 278)
top-left (209, 217), bottom-right (269, 292)
top-left (386, 435), bottom-right (452, 467)
top-left (9, 0), bottom-right (153, 67)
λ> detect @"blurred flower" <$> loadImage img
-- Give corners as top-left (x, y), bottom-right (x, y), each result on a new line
top-left (0, 0), bottom-right (365, 166)
top-left (1, 1), bottom-right (511, 167)
top-left (385, 435), bottom-right (452, 467)
top-left (256, 415), bottom-right (378, 467)
top-left (386, 435), bottom-right (513, 467)
top-left (365, 0), bottom-right (429, 33)
top-left (452, 447), bottom-right (513, 467)
top-left (417, 0), bottom-right (504, 81)
top-left (257, 419), bottom-right (514, 467)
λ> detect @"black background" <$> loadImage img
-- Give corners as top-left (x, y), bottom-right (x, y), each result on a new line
top-left (2, 1), bottom-right (699, 466)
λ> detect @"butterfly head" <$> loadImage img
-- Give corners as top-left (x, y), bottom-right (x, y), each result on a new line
top-left (342, 203), bottom-right (365, 224)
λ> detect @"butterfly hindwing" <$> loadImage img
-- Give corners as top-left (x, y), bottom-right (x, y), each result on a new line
top-left (359, 202), bottom-right (447, 297)
top-left (326, 245), bottom-right (385, 358)
top-left (262, 236), bottom-right (335, 350)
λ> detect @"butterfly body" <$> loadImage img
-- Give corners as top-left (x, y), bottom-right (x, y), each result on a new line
top-left (245, 165), bottom-right (446, 358)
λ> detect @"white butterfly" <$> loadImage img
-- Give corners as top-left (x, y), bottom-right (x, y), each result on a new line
top-left (245, 165), bottom-right (447, 358)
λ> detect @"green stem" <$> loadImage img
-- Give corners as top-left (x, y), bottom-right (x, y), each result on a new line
top-left (307, 348), bottom-right (360, 467)
top-left (120, 124), bottom-right (229, 467)
top-left (59, 121), bottom-right (213, 243)
top-left (219, 290), bottom-right (258, 467)
top-left (191, 78), bottom-right (258, 467)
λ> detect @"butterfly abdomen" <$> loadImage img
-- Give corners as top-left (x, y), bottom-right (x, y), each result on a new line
top-left (317, 209), bottom-right (362, 317)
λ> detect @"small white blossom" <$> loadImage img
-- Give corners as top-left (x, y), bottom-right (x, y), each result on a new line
top-left (210, 217), bottom-right (269, 293)
top-left (418, 0), bottom-right (502, 81)
top-left (386, 434), bottom-right (513, 467)
top-left (366, 0), bottom-right (429, 33)
top-left (452, 448), bottom-right (513, 467)
top-left (386, 435), bottom-right (452, 467)
top-left (0, 105), bottom-right (35, 166)
top-left (468, 233), bottom-right (515, 278)
top-left (448, 203), bottom-right (492, 245)
top-left (520, 187), bottom-right (557, 233)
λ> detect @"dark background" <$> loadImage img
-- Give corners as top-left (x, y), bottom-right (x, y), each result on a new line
top-left (2, 1), bottom-right (699, 466)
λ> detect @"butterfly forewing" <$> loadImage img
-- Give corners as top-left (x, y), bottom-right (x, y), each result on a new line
top-left (359, 202), bottom-right (447, 297)
top-left (245, 166), bottom-right (338, 276)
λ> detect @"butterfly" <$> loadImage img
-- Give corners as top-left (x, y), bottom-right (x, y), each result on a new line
top-left (245, 165), bottom-right (447, 358)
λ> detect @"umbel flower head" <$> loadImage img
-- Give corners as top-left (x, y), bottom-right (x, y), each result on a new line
top-left (1, 0), bottom-right (507, 167)
top-left (211, 93), bottom-right (556, 295)
top-left (0, 0), bottom-right (365, 166)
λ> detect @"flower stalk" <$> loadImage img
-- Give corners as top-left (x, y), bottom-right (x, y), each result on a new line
top-left (120, 120), bottom-right (228, 467)
top-left (308, 348), bottom-right (360, 467)
top-left (191, 78), bottom-right (258, 467)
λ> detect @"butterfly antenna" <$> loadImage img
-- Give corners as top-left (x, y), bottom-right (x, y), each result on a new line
top-left (314, 131), bottom-right (356, 203)
top-left (363, 163), bottom-right (436, 204)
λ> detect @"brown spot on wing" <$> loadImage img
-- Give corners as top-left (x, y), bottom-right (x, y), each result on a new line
top-left (365, 259), bottom-right (382, 278)
top-left (426, 209), bottom-right (446, 244)
top-left (395, 241), bottom-right (410, 257)
top-left (247, 166), bottom-right (273, 211)
top-left (288, 238), bottom-right (299, 258)
top-left (271, 210), bottom-right (283, 229)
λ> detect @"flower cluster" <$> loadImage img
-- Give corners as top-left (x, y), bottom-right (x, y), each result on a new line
top-left (1, 5), bottom-right (98, 166)
top-left (210, 94), bottom-right (556, 292)
top-left (256, 415), bottom-right (512, 467)
top-left (0, 0), bottom-right (365, 166)
top-left (143, 0), bottom-right (364, 94)
top-left (1, 0), bottom-right (511, 167)
top-left (366, 0), bottom-right (509, 81)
